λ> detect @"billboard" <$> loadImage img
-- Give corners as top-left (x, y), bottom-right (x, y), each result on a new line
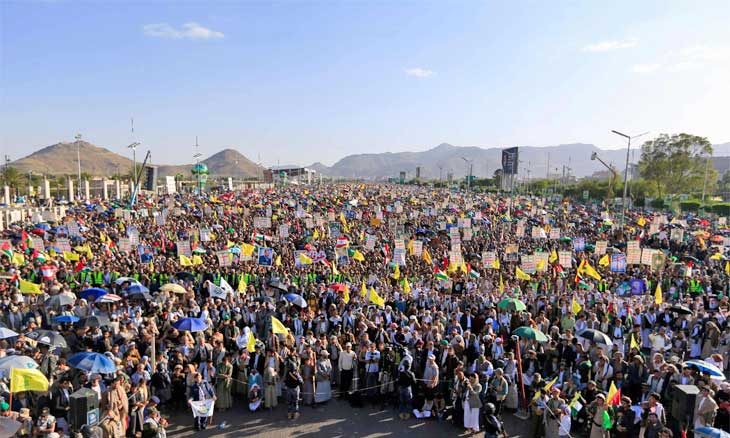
top-left (501, 147), bottom-right (519, 175)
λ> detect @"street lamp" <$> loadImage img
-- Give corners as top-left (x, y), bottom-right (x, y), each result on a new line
top-left (75, 134), bottom-right (82, 200)
top-left (461, 156), bottom-right (473, 191)
top-left (128, 142), bottom-right (141, 206)
top-left (611, 129), bottom-right (649, 227)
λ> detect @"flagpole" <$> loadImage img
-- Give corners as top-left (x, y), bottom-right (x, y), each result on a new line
top-left (513, 335), bottom-right (529, 419)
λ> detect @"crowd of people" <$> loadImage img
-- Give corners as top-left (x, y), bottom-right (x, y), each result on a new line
top-left (0, 183), bottom-right (728, 438)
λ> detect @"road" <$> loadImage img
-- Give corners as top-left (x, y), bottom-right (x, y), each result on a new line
top-left (165, 398), bottom-right (528, 438)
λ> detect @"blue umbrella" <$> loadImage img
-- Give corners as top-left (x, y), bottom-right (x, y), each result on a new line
top-left (284, 293), bottom-right (308, 308)
top-left (79, 288), bottom-right (108, 301)
top-left (173, 317), bottom-right (208, 332)
top-left (683, 360), bottom-right (726, 379)
top-left (53, 315), bottom-right (80, 324)
top-left (125, 284), bottom-right (150, 294)
top-left (68, 352), bottom-right (117, 374)
top-left (34, 223), bottom-right (50, 230)
top-left (695, 427), bottom-right (730, 438)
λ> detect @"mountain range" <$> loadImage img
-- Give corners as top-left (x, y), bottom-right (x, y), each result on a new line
top-left (10, 140), bottom-right (730, 180)
top-left (10, 141), bottom-right (265, 178)
top-left (309, 142), bottom-right (730, 179)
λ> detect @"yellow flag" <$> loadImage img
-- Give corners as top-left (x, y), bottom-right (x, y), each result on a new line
top-left (579, 261), bottom-right (602, 281)
top-left (12, 253), bottom-right (25, 266)
top-left (275, 255), bottom-right (281, 267)
top-left (63, 251), bottom-right (79, 262)
top-left (571, 298), bottom-right (582, 314)
top-left (710, 253), bottom-right (723, 261)
top-left (247, 332), bottom-right (257, 353)
top-left (313, 229), bottom-right (320, 240)
top-left (459, 261), bottom-right (468, 274)
top-left (10, 368), bottom-right (49, 393)
top-left (407, 240), bottom-right (415, 255)
top-left (298, 253), bottom-right (313, 265)
top-left (532, 390), bottom-right (543, 402)
top-left (499, 274), bottom-right (505, 293)
top-left (179, 254), bottom-right (193, 267)
top-left (598, 254), bottom-right (610, 267)
top-left (192, 255), bottom-right (204, 266)
top-left (543, 376), bottom-right (558, 393)
top-left (392, 264), bottom-right (400, 280)
top-left (369, 287), bottom-right (385, 308)
top-left (271, 316), bottom-right (289, 334)
top-left (515, 267), bottom-right (531, 281)
top-left (536, 260), bottom-right (546, 271)
top-left (402, 278), bottom-right (412, 294)
top-left (492, 258), bottom-right (501, 270)
top-left (237, 277), bottom-right (247, 293)
top-left (343, 284), bottom-right (350, 303)
top-left (725, 261), bottom-right (730, 275)
top-left (422, 248), bottom-right (433, 265)
top-left (655, 282), bottom-right (663, 305)
top-left (352, 250), bottom-right (365, 262)
top-left (549, 249), bottom-right (558, 263)
top-left (241, 243), bottom-right (255, 257)
top-left (227, 240), bottom-right (235, 249)
top-left (630, 334), bottom-right (640, 351)
top-left (331, 259), bottom-right (339, 275)
top-left (637, 217), bottom-right (646, 227)
top-left (360, 281), bottom-right (368, 297)
top-left (19, 279), bottom-right (42, 295)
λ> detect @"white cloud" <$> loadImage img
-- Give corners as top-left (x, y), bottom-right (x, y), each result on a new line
top-left (404, 68), bottom-right (435, 78)
top-left (143, 22), bottom-right (224, 40)
top-left (631, 63), bottom-right (662, 74)
top-left (582, 38), bottom-right (638, 53)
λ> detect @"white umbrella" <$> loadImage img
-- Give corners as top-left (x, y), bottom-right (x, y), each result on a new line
top-left (0, 355), bottom-right (39, 378)
top-left (115, 277), bottom-right (139, 285)
top-left (96, 293), bottom-right (122, 304)
top-left (0, 327), bottom-right (19, 339)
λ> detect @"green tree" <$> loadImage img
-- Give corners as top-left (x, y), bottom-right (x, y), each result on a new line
top-left (638, 133), bottom-right (716, 197)
top-left (0, 166), bottom-right (21, 189)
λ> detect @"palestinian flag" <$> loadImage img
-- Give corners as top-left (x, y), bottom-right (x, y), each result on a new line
top-left (467, 264), bottom-right (481, 279)
top-left (20, 231), bottom-right (31, 250)
top-left (435, 270), bottom-right (449, 281)
top-left (32, 250), bottom-right (47, 263)
top-left (0, 241), bottom-right (13, 260)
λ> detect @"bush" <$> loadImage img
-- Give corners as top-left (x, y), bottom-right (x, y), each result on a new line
top-left (711, 203), bottom-right (730, 216)
top-left (650, 198), bottom-right (665, 209)
top-left (679, 200), bottom-right (701, 212)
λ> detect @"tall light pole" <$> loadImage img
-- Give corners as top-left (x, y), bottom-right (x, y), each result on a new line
top-left (194, 136), bottom-right (202, 194)
top-left (461, 156), bottom-right (473, 191)
top-left (75, 133), bottom-right (82, 200)
top-left (611, 129), bottom-right (649, 227)
top-left (127, 142), bottom-right (140, 205)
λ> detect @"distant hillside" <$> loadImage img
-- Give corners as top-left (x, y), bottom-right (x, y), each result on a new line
top-left (310, 143), bottom-right (627, 179)
top-left (11, 141), bottom-right (133, 176)
top-left (11, 142), bottom-right (264, 178)
top-left (311, 142), bottom-right (730, 179)
top-left (157, 148), bottom-right (264, 178)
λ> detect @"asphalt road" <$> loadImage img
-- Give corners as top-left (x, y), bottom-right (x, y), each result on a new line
top-left (166, 398), bottom-right (528, 438)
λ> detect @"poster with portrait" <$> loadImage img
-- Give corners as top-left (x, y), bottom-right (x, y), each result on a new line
top-left (573, 237), bottom-right (585, 252)
top-left (482, 251), bottom-right (496, 268)
top-left (176, 240), bottom-right (192, 257)
top-left (393, 248), bottom-right (407, 266)
top-left (610, 253), bottom-right (627, 273)
top-left (257, 247), bottom-right (274, 267)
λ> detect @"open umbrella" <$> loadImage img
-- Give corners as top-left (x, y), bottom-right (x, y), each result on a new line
top-left (173, 317), bottom-right (208, 332)
top-left (695, 427), bottom-right (730, 438)
top-left (25, 330), bottom-right (68, 348)
top-left (668, 305), bottom-right (693, 315)
top-left (68, 352), bottom-right (117, 374)
top-left (128, 291), bottom-right (153, 301)
top-left (0, 417), bottom-right (21, 437)
top-left (0, 355), bottom-right (38, 379)
top-left (79, 288), bottom-right (108, 301)
top-left (176, 272), bottom-right (196, 282)
top-left (115, 277), bottom-right (138, 285)
top-left (160, 283), bottom-right (186, 294)
top-left (0, 327), bottom-right (19, 339)
top-left (125, 284), bottom-right (150, 294)
top-left (577, 329), bottom-right (614, 346)
top-left (80, 315), bottom-right (111, 328)
top-left (268, 280), bottom-right (289, 292)
top-left (683, 360), bottom-right (726, 379)
top-left (497, 298), bottom-right (527, 312)
top-left (96, 294), bottom-right (122, 304)
top-left (512, 326), bottom-right (549, 343)
top-left (53, 315), bottom-right (80, 324)
top-left (44, 293), bottom-right (76, 309)
top-left (283, 293), bottom-right (308, 308)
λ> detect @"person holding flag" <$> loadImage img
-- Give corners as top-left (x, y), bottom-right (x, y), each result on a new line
top-left (188, 372), bottom-right (216, 431)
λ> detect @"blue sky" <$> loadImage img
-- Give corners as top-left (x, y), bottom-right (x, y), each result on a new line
top-left (1, 1), bottom-right (729, 166)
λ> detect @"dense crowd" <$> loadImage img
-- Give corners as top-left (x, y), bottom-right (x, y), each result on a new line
top-left (0, 184), bottom-right (728, 438)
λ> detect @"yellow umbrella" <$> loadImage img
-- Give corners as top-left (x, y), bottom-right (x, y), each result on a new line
top-left (160, 283), bottom-right (186, 294)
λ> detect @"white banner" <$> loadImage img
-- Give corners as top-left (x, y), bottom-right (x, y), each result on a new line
top-left (190, 399), bottom-right (215, 418)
